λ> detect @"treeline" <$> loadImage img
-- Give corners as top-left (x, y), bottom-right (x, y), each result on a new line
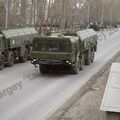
top-left (0, 0), bottom-right (120, 34)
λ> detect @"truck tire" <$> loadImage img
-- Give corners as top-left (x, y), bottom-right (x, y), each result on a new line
top-left (39, 64), bottom-right (48, 74)
top-left (28, 46), bottom-right (32, 60)
top-left (85, 50), bottom-right (91, 65)
top-left (20, 48), bottom-right (28, 63)
top-left (79, 55), bottom-right (85, 71)
top-left (72, 55), bottom-right (81, 74)
top-left (85, 58), bottom-right (91, 65)
top-left (0, 54), bottom-right (5, 70)
top-left (7, 51), bottom-right (14, 67)
top-left (91, 49), bottom-right (95, 63)
top-left (72, 65), bottom-right (79, 74)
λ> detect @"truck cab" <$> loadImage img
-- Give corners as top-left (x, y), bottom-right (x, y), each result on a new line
top-left (31, 36), bottom-right (81, 74)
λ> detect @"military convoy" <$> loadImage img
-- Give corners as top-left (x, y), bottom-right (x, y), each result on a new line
top-left (31, 29), bottom-right (97, 74)
top-left (0, 27), bottom-right (37, 70)
top-left (0, 27), bottom-right (97, 73)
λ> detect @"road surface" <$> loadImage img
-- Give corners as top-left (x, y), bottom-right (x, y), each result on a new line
top-left (0, 29), bottom-right (120, 120)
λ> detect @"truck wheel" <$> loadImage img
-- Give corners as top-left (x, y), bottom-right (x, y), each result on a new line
top-left (85, 50), bottom-right (91, 65)
top-left (7, 51), bottom-right (14, 67)
top-left (20, 48), bottom-right (28, 63)
top-left (72, 55), bottom-right (81, 74)
top-left (28, 46), bottom-right (32, 60)
top-left (85, 59), bottom-right (91, 65)
top-left (72, 65), bottom-right (79, 74)
top-left (39, 64), bottom-right (48, 74)
top-left (91, 49), bottom-right (95, 63)
top-left (80, 55), bottom-right (85, 71)
top-left (0, 54), bottom-right (5, 70)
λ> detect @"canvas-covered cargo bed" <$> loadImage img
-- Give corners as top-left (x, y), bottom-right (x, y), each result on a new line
top-left (0, 28), bottom-right (37, 48)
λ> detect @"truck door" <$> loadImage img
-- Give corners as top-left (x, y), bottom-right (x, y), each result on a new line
top-left (0, 36), bottom-right (6, 50)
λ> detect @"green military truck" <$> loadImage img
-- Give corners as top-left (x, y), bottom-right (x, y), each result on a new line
top-left (63, 29), bottom-right (97, 64)
top-left (31, 29), bottom-right (97, 74)
top-left (0, 27), bottom-right (37, 70)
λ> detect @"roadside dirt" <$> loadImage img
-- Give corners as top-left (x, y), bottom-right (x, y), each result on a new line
top-left (48, 53), bottom-right (120, 120)
top-left (58, 68), bottom-right (109, 120)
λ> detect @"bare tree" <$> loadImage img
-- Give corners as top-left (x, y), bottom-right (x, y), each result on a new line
top-left (0, 0), bottom-right (120, 31)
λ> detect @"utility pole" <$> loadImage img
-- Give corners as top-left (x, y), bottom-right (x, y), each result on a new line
top-left (5, 0), bottom-right (8, 28)
top-left (110, 0), bottom-right (113, 26)
top-left (87, 0), bottom-right (90, 24)
top-left (62, 0), bottom-right (66, 28)
top-left (101, 0), bottom-right (104, 22)
top-left (63, 0), bottom-right (65, 16)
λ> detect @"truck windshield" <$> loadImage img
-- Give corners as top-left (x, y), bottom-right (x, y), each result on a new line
top-left (33, 42), bottom-right (71, 52)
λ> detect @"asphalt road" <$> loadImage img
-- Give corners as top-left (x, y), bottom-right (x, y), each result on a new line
top-left (0, 29), bottom-right (120, 120)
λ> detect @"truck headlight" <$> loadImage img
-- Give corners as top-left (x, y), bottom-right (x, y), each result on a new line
top-left (66, 61), bottom-right (71, 65)
top-left (33, 59), bottom-right (36, 62)
top-left (66, 61), bottom-right (69, 63)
